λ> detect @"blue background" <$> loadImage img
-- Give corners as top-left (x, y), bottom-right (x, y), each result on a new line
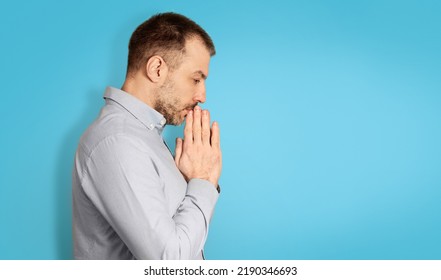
top-left (0, 0), bottom-right (440, 259)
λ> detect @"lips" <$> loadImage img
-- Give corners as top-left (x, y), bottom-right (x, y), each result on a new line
top-left (183, 104), bottom-right (197, 118)
top-left (187, 104), bottom-right (197, 111)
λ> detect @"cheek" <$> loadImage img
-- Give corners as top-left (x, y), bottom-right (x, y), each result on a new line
top-left (173, 79), bottom-right (196, 106)
top-left (181, 84), bottom-right (196, 104)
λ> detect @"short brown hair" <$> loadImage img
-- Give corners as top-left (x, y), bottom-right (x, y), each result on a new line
top-left (126, 12), bottom-right (216, 76)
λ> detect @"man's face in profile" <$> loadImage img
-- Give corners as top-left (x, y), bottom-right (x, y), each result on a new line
top-left (155, 38), bottom-right (211, 125)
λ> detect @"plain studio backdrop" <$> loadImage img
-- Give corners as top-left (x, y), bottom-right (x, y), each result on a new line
top-left (0, 0), bottom-right (440, 259)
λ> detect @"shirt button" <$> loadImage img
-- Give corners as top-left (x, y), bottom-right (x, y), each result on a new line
top-left (149, 124), bottom-right (154, 129)
top-left (160, 119), bottom-right (166, 126)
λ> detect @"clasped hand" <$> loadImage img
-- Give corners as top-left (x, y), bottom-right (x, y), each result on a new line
top-left (174, 106), bottom-right (222, 187)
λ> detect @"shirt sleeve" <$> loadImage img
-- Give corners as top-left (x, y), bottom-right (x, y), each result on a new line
top-left (79, 134), bottom-right (219, 259)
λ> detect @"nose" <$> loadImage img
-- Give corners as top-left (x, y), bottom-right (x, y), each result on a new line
top-left (194, 84), bottom-right (206, 104)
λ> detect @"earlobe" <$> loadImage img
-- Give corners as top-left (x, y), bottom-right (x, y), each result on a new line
top-left (145, 55), bottom-right (167, 83)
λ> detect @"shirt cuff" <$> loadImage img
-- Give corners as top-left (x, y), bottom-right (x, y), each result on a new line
top-left (186, 178), bottom-right (219, 221)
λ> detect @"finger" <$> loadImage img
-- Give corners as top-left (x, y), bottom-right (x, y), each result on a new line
top-left (211, 121), bottom-right (220, 148)
top-left (184, 110), bottom-right (193, 142)
top-left (193, 105), bottom-right (202, 143)
top-left (201, 110), bottom-right (211, 145)
top-left (175, 138), bottom-right (183, 164)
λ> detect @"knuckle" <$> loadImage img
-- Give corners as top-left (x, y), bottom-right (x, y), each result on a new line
top-left (182, 144), bottom-right (191, 152)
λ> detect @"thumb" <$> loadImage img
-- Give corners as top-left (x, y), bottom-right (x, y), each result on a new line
top-left (175, 138), bottom-right (183, 165)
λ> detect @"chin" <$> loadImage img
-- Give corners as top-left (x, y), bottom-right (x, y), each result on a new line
top-left (177, 117), bottom-right (186, 126)
top-left (169, 116), bottom-right (185, 126)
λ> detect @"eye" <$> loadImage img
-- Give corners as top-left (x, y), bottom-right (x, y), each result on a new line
top-left (193, 79), bottom-right (201, 85)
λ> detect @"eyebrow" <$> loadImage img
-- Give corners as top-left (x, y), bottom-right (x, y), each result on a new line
top-left (193, 70), bottom-right (207, 80)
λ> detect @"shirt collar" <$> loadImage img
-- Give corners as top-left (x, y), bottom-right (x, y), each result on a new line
top-left (103, 87), bottom-right (167, 133)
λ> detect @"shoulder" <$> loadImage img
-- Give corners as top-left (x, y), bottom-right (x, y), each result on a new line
top-left (75, 107), bottom-right (161, 173)
top-left (79, 107), bottom-right (154, 155)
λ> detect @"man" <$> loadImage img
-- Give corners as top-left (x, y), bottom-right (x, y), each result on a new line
top-left (72, 12), bottom-right (222, 260)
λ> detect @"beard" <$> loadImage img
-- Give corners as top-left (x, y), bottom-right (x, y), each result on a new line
top-left (154, 78), bottom-right (195, 125)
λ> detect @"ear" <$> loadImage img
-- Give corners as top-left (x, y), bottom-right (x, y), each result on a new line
top-left (145, 55), bottom-right (168, 83)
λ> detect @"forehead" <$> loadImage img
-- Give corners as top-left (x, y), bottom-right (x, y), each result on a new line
top-left (178, 37), bottom-right (211, 77)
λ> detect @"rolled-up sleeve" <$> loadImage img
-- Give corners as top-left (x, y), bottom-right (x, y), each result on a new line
top-left (79, 134), bottom-right (219, 259)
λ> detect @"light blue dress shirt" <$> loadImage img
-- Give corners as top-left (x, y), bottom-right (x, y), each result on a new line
top-left (72, 87), bottom-right (219, 259)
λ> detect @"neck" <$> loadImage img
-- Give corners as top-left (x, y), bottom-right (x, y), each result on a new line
top-left (121, 74), bottom-right (156, 109)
